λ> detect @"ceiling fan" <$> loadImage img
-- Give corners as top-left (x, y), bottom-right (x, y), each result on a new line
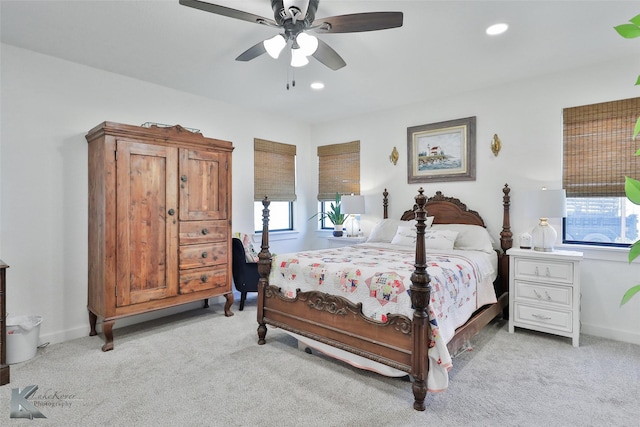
top-left (179, 0), bottom-right (403, 70)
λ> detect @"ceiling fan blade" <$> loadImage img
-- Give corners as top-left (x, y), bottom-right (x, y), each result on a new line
top-left (179, 0), bottom-right (278, 27)
top-left (313, 12), bottom-right (403, 34)
top-left (312, 39), bottom-right (346, 70)
top-left (235, 41), bottom-right (268, 62)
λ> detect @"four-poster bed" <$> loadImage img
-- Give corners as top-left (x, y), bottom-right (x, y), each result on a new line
top-left (255, 185), bottom-right (512, 410)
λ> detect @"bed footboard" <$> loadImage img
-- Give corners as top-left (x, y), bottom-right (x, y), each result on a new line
top-left (261, 285), bottom-right (414, 371)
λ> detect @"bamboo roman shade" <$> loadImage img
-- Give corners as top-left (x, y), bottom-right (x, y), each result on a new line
top-left (317, 141), bottom-right (360, 200)
top-left (254, 138), bottom-right (297, 202)
top-left (563, 97), bottom-right (640, 197)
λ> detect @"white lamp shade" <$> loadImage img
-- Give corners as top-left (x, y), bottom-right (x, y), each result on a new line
top-left (290, 47), bottom-right (309, 67)
top-left (264, 34), bottom-right (286, 59)
top-left (534, 189), bottom-right (566, 219)
top-left (341, 195), bottom-right (365, 214)
top-left (296, 32), bottom-right (318, 56)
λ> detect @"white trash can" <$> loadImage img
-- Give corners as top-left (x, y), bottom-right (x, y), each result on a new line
top-left (6, 315), bottom-right (43, 364)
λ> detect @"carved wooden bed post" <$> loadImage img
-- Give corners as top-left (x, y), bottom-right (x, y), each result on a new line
top-left (499, 184), bottom-right (513, 319)
top-left (409, 188), bottom-right (430, 411)
top-left (499, 184), bottom-right (512, 295)
top-left (383, 188), bottom-right (389, 219)
top-left (257, 196), bottom-right (271, 345)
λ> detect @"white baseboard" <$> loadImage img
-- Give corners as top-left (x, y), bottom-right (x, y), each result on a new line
top-left (38, 299), bottom-right (221, 346)
top-left (582, 322), bottom-right (640, 346)
top-left (39, 324), bottom-right (88, 346)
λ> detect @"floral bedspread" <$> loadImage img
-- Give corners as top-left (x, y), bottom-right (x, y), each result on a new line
top-left (269, 242), bottom-right (497, 391)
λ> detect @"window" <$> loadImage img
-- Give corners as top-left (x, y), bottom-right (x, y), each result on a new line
top-left (319, 200), bottom-right (340, 229)
top-left (253, 201), bottom-right (293, 232)
top-left (254, 139), bottom-right (296, 232)
top-left (317, 141), bottom-right (360, 229)
top-left (563, 97), bottom-right (640, 246)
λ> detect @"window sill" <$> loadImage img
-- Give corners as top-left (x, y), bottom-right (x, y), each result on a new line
top-left (556, 243), bottom-right (630, 263)
top-left (252, 230), bottom-right (299, 242)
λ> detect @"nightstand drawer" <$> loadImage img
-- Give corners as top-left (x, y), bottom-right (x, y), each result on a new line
top-left (514, 258), bottom-right (573, 284)
top-left (514, 280), bottom-right (572, 307)
top-left (514, 303), bottom-right (572, 333)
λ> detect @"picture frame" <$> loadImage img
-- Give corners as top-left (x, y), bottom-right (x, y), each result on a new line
top-left (407, 116), bottom-right (476, 183)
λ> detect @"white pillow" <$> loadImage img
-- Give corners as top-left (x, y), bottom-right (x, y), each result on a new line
top-left (401, 216), bottom-right (434, 227)
top-left (366, 216), bottom-right (434, 244)
top-left (367, 219), bottom-right (403, 243)
top-left (390, 225), bottom-right (417, 247)
top-left (430, 224), bottom-right (495, 253)
top-left (391, 226), bottom-right (458, 250)
top-left (424, 229), bottom-right (458, 250)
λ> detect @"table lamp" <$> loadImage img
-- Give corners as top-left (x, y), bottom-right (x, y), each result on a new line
top-left (341, 195), bottom-right (365, 237)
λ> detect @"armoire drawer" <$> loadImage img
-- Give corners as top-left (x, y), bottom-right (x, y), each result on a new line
top-left (514, 280), bottom-right (572, 308)
top-left (179, 242), bottom-right (227, 269)
top-left (179, 221), bottom-right (228, 245)
top-left (513, 258), bottom-right (573, 284)
top-left (513, 302), bottom-right (572, 333)
top-left (179, 266), bottom-right (229, 294)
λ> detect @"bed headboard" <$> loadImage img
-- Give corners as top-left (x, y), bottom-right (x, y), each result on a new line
top-left (382, 185), bottom-right (513, 254)
top-left (400, 192), bottom-right (486, 226)
top-left (383, 189), bottom-right (486, 226)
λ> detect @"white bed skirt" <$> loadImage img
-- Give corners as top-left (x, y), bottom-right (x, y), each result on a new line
top-left (288, 331), bottom-right (408, 377)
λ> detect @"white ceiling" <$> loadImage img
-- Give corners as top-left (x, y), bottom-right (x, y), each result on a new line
top-left (2, 1), bottom-right (638, 124)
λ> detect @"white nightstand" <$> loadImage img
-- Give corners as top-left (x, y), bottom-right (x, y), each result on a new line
top-left (507, 248), bottom-right (583, 347)
top-left (326, 236), bottom-right (366, 248)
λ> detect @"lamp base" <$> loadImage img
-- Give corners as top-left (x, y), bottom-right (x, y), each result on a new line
top-left (345, 215), bottom-right (360, 237)
top-left (531, 218), bottom-right (557, 252)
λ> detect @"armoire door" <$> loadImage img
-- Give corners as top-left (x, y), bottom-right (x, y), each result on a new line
top-left (115, 140), bottom-right (179, 307)
top-left (179, 149), bottom-right (230, 221)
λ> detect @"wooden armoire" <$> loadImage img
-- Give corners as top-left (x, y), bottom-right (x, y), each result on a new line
top-left (86, 122), bottom-right (234, 351)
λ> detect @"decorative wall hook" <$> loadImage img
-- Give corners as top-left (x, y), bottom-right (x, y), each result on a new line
top-left (491, 134), bottom-right (502, 157)
top-left (389, 146), bottom-right (399, 165)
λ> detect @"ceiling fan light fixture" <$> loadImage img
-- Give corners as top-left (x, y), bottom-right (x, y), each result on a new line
top-left (179, 0), bottom-right (403, 72)
top-left (264, 34), bottom-right (287, 59)
top-left (290, 48), bottom-right (309, 67)
top-left (296, 32), bottom-right (318, 56)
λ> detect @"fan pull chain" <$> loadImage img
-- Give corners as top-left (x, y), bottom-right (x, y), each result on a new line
top-left (286, 67), bottom-right (296, 90)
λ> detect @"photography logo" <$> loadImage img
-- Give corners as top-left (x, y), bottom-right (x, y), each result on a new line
top-left (10, 385), bottom-right (46, 419)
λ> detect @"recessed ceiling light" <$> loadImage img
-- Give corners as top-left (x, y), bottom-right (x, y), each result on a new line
top-left (310, 82), bottom-right (325, 90)
top-left (486, 23), bottom-right (508, 36)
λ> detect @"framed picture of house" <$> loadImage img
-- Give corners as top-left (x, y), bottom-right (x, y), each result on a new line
top-left (407, 116), bottom-right (476, 183)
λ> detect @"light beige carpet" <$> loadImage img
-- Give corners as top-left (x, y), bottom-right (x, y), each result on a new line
top-left (1, 295), bottom-right (638, 426)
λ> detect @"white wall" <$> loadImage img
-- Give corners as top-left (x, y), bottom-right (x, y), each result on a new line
top-left (307, 57), bottom-right (640, 345)
top-left (2, 43), bottom-right (639, 348)
top-left (0, 44), bottom-right (311, 345)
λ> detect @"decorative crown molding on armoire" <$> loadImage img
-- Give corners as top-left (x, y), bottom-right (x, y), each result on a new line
top-left (86, 122), bottom-right (234, 351)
